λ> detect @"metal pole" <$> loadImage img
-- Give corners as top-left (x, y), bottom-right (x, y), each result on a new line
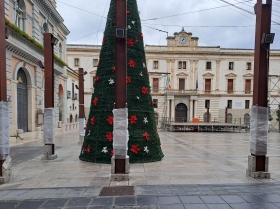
top-left (44, 33), bottom-right (55, 155)
top-left (0, 0), bottom-right (7, 177)
top-left (252, 0), bottom-right (272, 171)
top-left (78, 68), bottom-right (84, 119)
top-left (114, 0), bottom-right (127, 174)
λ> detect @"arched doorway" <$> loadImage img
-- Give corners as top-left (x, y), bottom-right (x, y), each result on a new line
top-left (227, 113), bottom-right (233, 123)
top-left (70, 115), bottom-right (73, 123)
top-left (59, 84), bottom-right (64, 122)
top-left (244, 113), bottom-right (250, 125)
top-left (175, 103), bottom-right (188, 122)
top-left (17, 68), bottom-right (28, 132)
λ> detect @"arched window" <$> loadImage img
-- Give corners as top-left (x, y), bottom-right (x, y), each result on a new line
top-left (43, 22), bottom-right (49, 33)
top-left (16, 0), bottom-right (26, 31)
top-left (59, 43), bottom-right (62, 58)
top-left (227, 113), bottom-right (233, 123)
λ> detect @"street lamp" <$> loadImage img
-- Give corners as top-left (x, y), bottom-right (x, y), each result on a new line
top-left (51, 36), bottom-right (59, 45)
top-left (261, 33), bottom-right (275, 44)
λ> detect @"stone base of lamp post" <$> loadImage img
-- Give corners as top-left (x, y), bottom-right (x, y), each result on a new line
top-left (0, 157), bottom-right (12, 184)
top-left (111, 156), bottom-right (129, 181)
top-left (246, 155), bottom-right (270, 179)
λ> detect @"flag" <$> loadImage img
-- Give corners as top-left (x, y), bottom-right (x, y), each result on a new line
top-left (167, 76), bottom-right (172, 89)
top-left (196, 77), bottom-right (198, 90)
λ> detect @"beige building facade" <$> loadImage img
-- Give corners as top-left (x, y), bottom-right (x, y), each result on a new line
top-left (5, 0), bottom-right (70, 135)
top-left (66, 29), bottom-right (280, 128)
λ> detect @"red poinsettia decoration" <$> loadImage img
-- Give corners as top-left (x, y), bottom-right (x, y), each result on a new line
top-left (128, 59), bottom-right (136, 68)
top-left (131, 144), bottom-right (140, 154)
top-left (142, 132), bottom-right (150, 141)
top-left (84, 124), bottom-right (88, 130)
top-left (127, 38), bottom-right (134, 47)
top-left (142, 87), bottom-right (148, 94)
top-left (140, 32), bottom-right (143, 39)
top-left (146, 70), bottom-right (149, 76)
top-left (95, 76), bottom-right (100, 83)
top-left (102, 36), bottom-right (106, 44)
top-left (85, 145), bottom-right (91, 153)
top-left (128, 115), bottom-right (138, 124)
top-left (126, 9), bottom-right (130, 14)
top-left (93, 97), bottom-right (98, 106)
top-left (106, 116), bottom-right (114, 125)
top-left (112, 66), bottom-right (116, 73)
top-left (135, 36), bottom-right (139, 42)
top-left (106, 132), bottom-right (113, 142)
top-left (126, 76), bottom-right (131, 84)
top-left (110, 150), bottom-right (114, 156)
top-left (91, 117), bottom-right (96, 125)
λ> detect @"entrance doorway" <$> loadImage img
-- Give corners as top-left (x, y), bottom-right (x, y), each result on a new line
top-left (17, 68), bottom-right (28, 132)
top-left (175, 103), bottom-right (188, 122)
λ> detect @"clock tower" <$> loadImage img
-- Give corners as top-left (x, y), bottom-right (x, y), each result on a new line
top-left (167, 27), bottom-right (199, 49)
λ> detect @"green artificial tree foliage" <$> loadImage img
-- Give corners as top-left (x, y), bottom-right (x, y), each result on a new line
top-left (79, 0), bottom-right (164, 164)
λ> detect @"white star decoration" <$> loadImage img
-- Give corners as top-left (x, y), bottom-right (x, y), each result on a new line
top-left (144, 146), bottom-right (149, 153)
top-left (81, 149), bottom-right (84, 155)
top-left (108, 78), bottom-right (114, 85)
top-left (131, 21), bottom-right (135, 26)
top-left (140, 71), bottom-right (143, 77)
top-left (143, 63), bottom-right (146, 68)
top-left (136, 96), bottom-right (140, 100)
top-left (102, 147), bottom-right (108, 153)
top-left (143, 117), bottom-right (148, 124)
top-left (128, 25), bottom-right (131, 29)
top-left (87, 130), bottom-right (91, 136)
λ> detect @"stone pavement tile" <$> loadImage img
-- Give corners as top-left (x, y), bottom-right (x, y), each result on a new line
top-left (229, 203), bottom-right (256, 209)
top-left (40, 198), bottom-right (69, 209)
top-left (136, 196), bottom-right (158, 205)
top-left (158, 196), bottom-right (181, 205)
top-left (66, 188), bottom-right (87, 197)
top-left (142, 190), bottom-right (158, 195)
top-left (88, 206), bottom-right (112, 209)
top-left (240, 194), bottom-right (268, 203)
top-left (207, 204), bottom-right (232, 209)
top-left (90, 197), bottom-right (114, 206)
top-left (200, 195), bottom-right (226, 204)
top-left (262, 194), bottom-right (280, 203)
top-left (64, 207), bottom-right (87, 209)
top-left (159, 204), bottom-right (185, 209)
top-left (66, 197), bottom-right (92, 207)
top-left (179, 196), bottom-right (203, 204)
top-left (252, 203), bottom-right (280, 209)
top-left (82, 187), bottom-right (100, 197)
top-left (14, 199), bottom-right (45, 209)
top-left (183, 204), bottom-right (209, 209)
top-left (48, 188), bottom-right (72, 198)
top-left (0, 190), bottom-right (12, 196)
top-left (114, 196), bottom-right (136, 205)
top-left (274, 203), bottom-right (280, 208)
top-left (220, 195), bottom-right (247, 203)
top-left (1, 190), bottom-right (28, 200)
top-left (0, 201), bottom-right (20, 209)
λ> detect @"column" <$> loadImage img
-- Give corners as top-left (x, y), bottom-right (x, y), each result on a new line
top-left (171, 99), bottom-right (175, 119)
top-left (171, 60), bottom-right (175, 89)
top-left (194, 60), bottom-right (198, 90)
top-left (190, 60), bottom-right (194, 89)
top-left (194, 99), bottom-right (198, 118)
top-left (189, 100), bottom-right (193, 120)
top-left (216, 60), bottom-right (221, 90)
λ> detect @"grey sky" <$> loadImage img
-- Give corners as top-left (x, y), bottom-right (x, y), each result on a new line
top-left (56, 0), bottom-right (280, 49)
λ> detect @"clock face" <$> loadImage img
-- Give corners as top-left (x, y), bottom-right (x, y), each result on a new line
top-left (180, 37), bottom-right (187, 44)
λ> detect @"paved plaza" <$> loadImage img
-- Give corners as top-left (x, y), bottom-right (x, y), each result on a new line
top-left (0, 131), bottom-right (280, 208)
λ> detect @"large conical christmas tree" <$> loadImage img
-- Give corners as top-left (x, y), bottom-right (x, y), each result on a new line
top-left (79, 0), bottom-right (164, 164)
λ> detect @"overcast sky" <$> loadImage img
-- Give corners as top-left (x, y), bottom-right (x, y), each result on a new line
top-left (56, 0), bottom-right (280, 49)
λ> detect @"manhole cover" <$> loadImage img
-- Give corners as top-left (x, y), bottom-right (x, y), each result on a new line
top-left (99, 186), bottom-right (135, 196)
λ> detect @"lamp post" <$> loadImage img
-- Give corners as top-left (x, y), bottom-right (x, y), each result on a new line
top-left (78, 68), bottom-right (86, 144)
top-left (41, 33), bottom-right (58, 160)
top-left (0, 0), bottom-right (11, 184)
top-left (246, 0), bottom-right (273, 179)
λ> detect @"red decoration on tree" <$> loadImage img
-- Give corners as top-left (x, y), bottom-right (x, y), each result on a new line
top-left (135, 36), bottom-right (139, 42)
top-left (127, 38), bottom-right (134, 47)
top-left (146, 70), bottom-right (149, 76)
top-left (128, 59), bottom-right (136, 68)
top-left (112, 66), bottom-right (115, 73)
top-left (142, 132), bottom-right (150, 141)
top-left (106, 116), bottom-right (114, 125)
top-left (84, 124), bottom-right (88, 130)
top-left (140, 32), bottom-right (143, 39)
top-left (93, 97), bottom-right (98, 106)
top-left (129, 115), bottom-right (138, 124)
top-left (85, 145), bottom-right (91, 153)
top-left (131, 144), bottom-right (140, 154)
top-left (126, 76), bottom-right (131, 84)
top-left (95, 76), bottom-right (100, 83)
top-left (110, 150), bottom-right (114, 156)
top-left (102, 36), bottom-right (106, 44)
top-left (126, 9), bottom-right (130, 14)
top-left (106, 132), bottom-right (113, 142)
top-left (91, 117), bottom-right (96, 125)
top-left (142, 87), bottom-right (148, 94)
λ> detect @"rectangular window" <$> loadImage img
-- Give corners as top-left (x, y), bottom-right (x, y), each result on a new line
top-left (153, 78), bottom-right (159, 92)
top-left (245, 100), bottom-right (250, 109)
top-left (227, 79), bottom-right (234, 93)
top-left (206, 62), bottom-right (211, 70)
top-left (245, 79), bottom-right (251, 94)
top-left (229, 62), bottom-right (234, 70)
top-left (205, 100), bottom-right (210, 108)
top-left (178, 61), bottom-right (186, 69)
top-left (247, 62), bottom-right (252, 70)
top-left (179, 78), bottom-right (185, 90)
top-left (74, 58), bottom-right (79, 67)
top-left (93, 59), bottom-right (98, 67)
top-left (205, 79), bottom-right (211, 92)
top-left (153, 61), bottom-right (158, 69)
top-left (227, 100), bottom-right (232, 109)
top-left (153, 99), bottom-right (158, 108)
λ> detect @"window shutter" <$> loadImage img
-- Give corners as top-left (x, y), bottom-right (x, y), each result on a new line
top-left (153, 78), bottom-right (159, 92)
top-left (205, 79), bottom-right (211, 91)
top-left (245, 79), bottom-right (251, 93)
top-left (228, 79), bottom-right (233, 92)
top-left (179, 79), bottom-right (185, 90)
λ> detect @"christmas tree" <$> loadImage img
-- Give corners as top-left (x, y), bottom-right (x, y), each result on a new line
top-left (79, 0), bottom-right (164, 164)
